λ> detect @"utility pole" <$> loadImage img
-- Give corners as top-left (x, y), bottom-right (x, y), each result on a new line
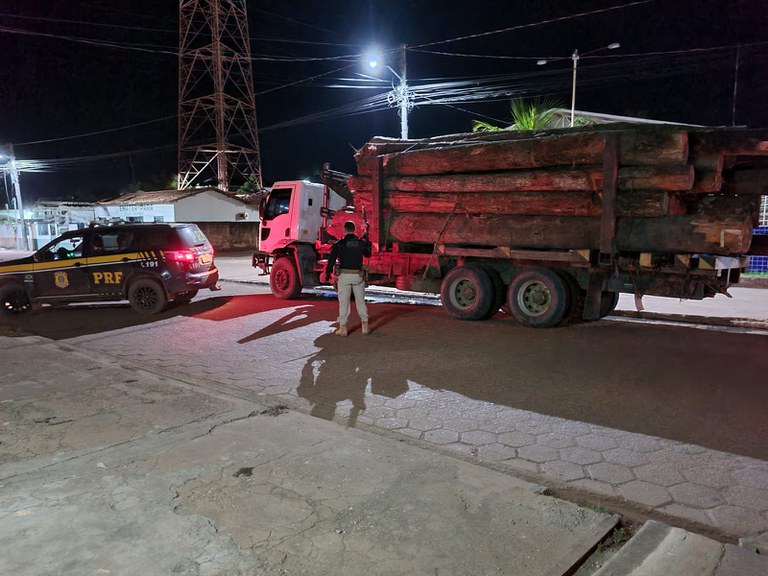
top-left (398, 44), bottom-right (409, 140)
top-left (570, 49), bottom-right (579, 128)
top-left (1, 145), bottom-right (29, 250)
top-left (178, 0), bottom-right (262, 192)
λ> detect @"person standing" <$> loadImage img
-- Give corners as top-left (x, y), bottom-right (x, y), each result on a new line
top-left (324, 221), bottom-right (371, 336)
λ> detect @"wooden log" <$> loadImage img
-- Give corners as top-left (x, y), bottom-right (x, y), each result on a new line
top-left (665, 193), bottom-right (688, 216)
top-left (693, 193), bottom-right (760, 220)
top-left (617, 165), bottom-right (694, 191)
top-left (689, 154), bottom-right (724, 172)
top-left (384, 212), bottom-right (752, 254)
top-left (352, 190), bottom-right (678, 218)
top-left (688, 128), bottom-right (768, 156)
top-left (359, 125), bottom-right (689, 167)
top-left (356, 130), bottom-right (689, 176)
top-left (348, 171), bottom-right (601, 193)
top-left (349, 165), bottom-right (694, 194)
top-left (689, 170), bottom-right (723, 193)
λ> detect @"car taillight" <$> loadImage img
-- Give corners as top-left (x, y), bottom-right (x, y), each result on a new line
top-left (165, 250), bottom-right (195, 263)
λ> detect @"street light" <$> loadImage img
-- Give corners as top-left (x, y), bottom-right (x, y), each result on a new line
top-left (537, 42), bottom-right (620, 127)
top-left (365, 44), bottom-right (411, 139)
top-left (0, 145), bottom-right (30, 250)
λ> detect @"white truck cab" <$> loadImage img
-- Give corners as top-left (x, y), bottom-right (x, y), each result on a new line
top-left (258, 180), bottom-right (346, 253)
top-left (253, 178), bottom-right (349, 298)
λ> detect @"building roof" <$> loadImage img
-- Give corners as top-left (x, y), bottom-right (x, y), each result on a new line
top-left (552, 108), bottom-right (704, 127)
top-left (99, 187), bottom-right (237, 205)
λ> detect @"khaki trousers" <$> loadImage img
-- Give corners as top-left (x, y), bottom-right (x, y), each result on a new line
top-left (337, 272), bottom-right (368, 324)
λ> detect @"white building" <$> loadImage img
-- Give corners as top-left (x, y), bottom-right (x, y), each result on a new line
top-left (97, 187), bottom-right (259, 223)
top-left (0, 188), bottom-right (261, 251)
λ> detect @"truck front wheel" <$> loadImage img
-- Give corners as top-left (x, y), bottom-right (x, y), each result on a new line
top-left (507, 268), bottom-right (570, 328)
top-left (440, 266), bottom-right (494, 321)
top-left (270, 256), bottom-right (302, 299)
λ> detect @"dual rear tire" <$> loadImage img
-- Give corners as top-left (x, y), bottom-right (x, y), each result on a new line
top-left (440, 265), bottom-right (570, 327)
top-left (440, 266), bottom-right (495, 321)
top-left (441, 265), bottom-right (616, 328)
top-left (506, 268), bottom-right (571, 328)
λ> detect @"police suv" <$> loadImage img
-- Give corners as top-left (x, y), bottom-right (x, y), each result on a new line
top-left (0, 223), bottom-right (220, 315)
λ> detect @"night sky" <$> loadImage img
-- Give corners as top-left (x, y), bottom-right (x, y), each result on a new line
top-left (1, 0), bottom-right (767, 203)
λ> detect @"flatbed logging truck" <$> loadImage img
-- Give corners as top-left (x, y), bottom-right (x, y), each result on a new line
top-left (252, 124), bottom-right (768, 328)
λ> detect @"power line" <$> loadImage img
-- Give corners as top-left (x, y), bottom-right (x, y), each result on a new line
top-left (0, 11), bottom-right (178, 34)
top-left (411, 41), bottom-right (768, 63)
top-left (413, 1), bottom-right (654, 48)
top-left (17, 116), bottom-right (177, 146)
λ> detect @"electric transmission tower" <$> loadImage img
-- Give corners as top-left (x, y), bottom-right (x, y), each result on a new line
top-left (178, 0), bottom-right (262, 192)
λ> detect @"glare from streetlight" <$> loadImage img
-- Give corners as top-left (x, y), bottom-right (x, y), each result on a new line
top-left (363, 48), bottom-right (383, 70)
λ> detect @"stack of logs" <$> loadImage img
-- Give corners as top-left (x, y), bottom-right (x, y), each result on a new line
top-left (339, 124), bottom-right (768, 256)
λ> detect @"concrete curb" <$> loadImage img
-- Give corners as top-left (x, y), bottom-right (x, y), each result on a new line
top-left (593, 520), bottom-right (768, 575)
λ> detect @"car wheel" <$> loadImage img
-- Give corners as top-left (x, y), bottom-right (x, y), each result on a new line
top-left (0, 283), bottom-right (32, 315)
top-left (440, 265), bottom-right (494, 321)
top-left (270, 256), bottom-right (302, 299)
top-left (174, 290), bottom-right (198, 305)
top-left (507, 268), bottom-right (570, 328)
top-left (128, 278), bottom-right (167, 315)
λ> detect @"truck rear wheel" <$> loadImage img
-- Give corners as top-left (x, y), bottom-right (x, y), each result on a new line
top-left (270, 256), bottom-right (302, 299)
top-left (560, 272), bottom-right (584, 325)
top-left (481, 268), bottom-right (506, 320)
top-left (440, 266), bottom-right (494, 321)
top-left (507, 268), bottom-right (570, 328)
top-left (599, 291), bottom-right (620, 318)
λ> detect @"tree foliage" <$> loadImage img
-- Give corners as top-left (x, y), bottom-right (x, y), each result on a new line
top-left (472, 97), bottom-right (592, 132)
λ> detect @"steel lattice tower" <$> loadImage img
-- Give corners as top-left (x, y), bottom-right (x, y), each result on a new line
top-left (178, 0), bottom-right (261, 191)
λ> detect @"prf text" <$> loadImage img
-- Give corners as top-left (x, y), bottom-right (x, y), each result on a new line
top-left (92, 271), bottom-right (124, 284)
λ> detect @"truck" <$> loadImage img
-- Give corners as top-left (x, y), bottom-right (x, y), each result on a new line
top-left (252, 124), bottom-right (768, 328)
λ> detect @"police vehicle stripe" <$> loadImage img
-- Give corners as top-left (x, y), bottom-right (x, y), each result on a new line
top-left (0, 251), bottom-right (153, 276)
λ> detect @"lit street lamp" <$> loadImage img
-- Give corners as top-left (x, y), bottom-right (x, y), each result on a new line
top-left (538, 42), bottom-right (620, 127)
top-left (366, 44), bottom-right (411, 140)
top-left (0, 145), bottom-right (30, 250)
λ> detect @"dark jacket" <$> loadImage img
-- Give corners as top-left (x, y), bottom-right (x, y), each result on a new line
top-left (326, 233), bottom-right (371, 276)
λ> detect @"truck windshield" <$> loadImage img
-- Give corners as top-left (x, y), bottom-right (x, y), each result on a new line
top-left (263, 188), bottom-right (292, 220)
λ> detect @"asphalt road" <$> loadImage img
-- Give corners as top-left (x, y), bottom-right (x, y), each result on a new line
top-left (3, 279), bottom-right (767, 462)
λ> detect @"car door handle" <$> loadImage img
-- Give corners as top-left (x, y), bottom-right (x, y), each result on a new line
top-left (121, 257), bottom-right (129, 262)
top-left (74, 262), bottom-right (82, 267)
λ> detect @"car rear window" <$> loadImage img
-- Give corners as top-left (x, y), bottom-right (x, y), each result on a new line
top-left (132, 228), bottom-right (175, 250)
top-left (176, 225), bottom-right (210, 249)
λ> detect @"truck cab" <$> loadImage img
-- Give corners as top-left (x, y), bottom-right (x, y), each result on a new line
top-left (253, 179), bottom-right (348, 298)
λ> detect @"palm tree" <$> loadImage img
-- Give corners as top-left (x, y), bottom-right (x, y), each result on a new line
top-left (472, 97), bottom-right (588, 132)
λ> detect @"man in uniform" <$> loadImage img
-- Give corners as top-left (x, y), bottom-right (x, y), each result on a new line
top-left (324, 221), bottom-right (371, 336)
